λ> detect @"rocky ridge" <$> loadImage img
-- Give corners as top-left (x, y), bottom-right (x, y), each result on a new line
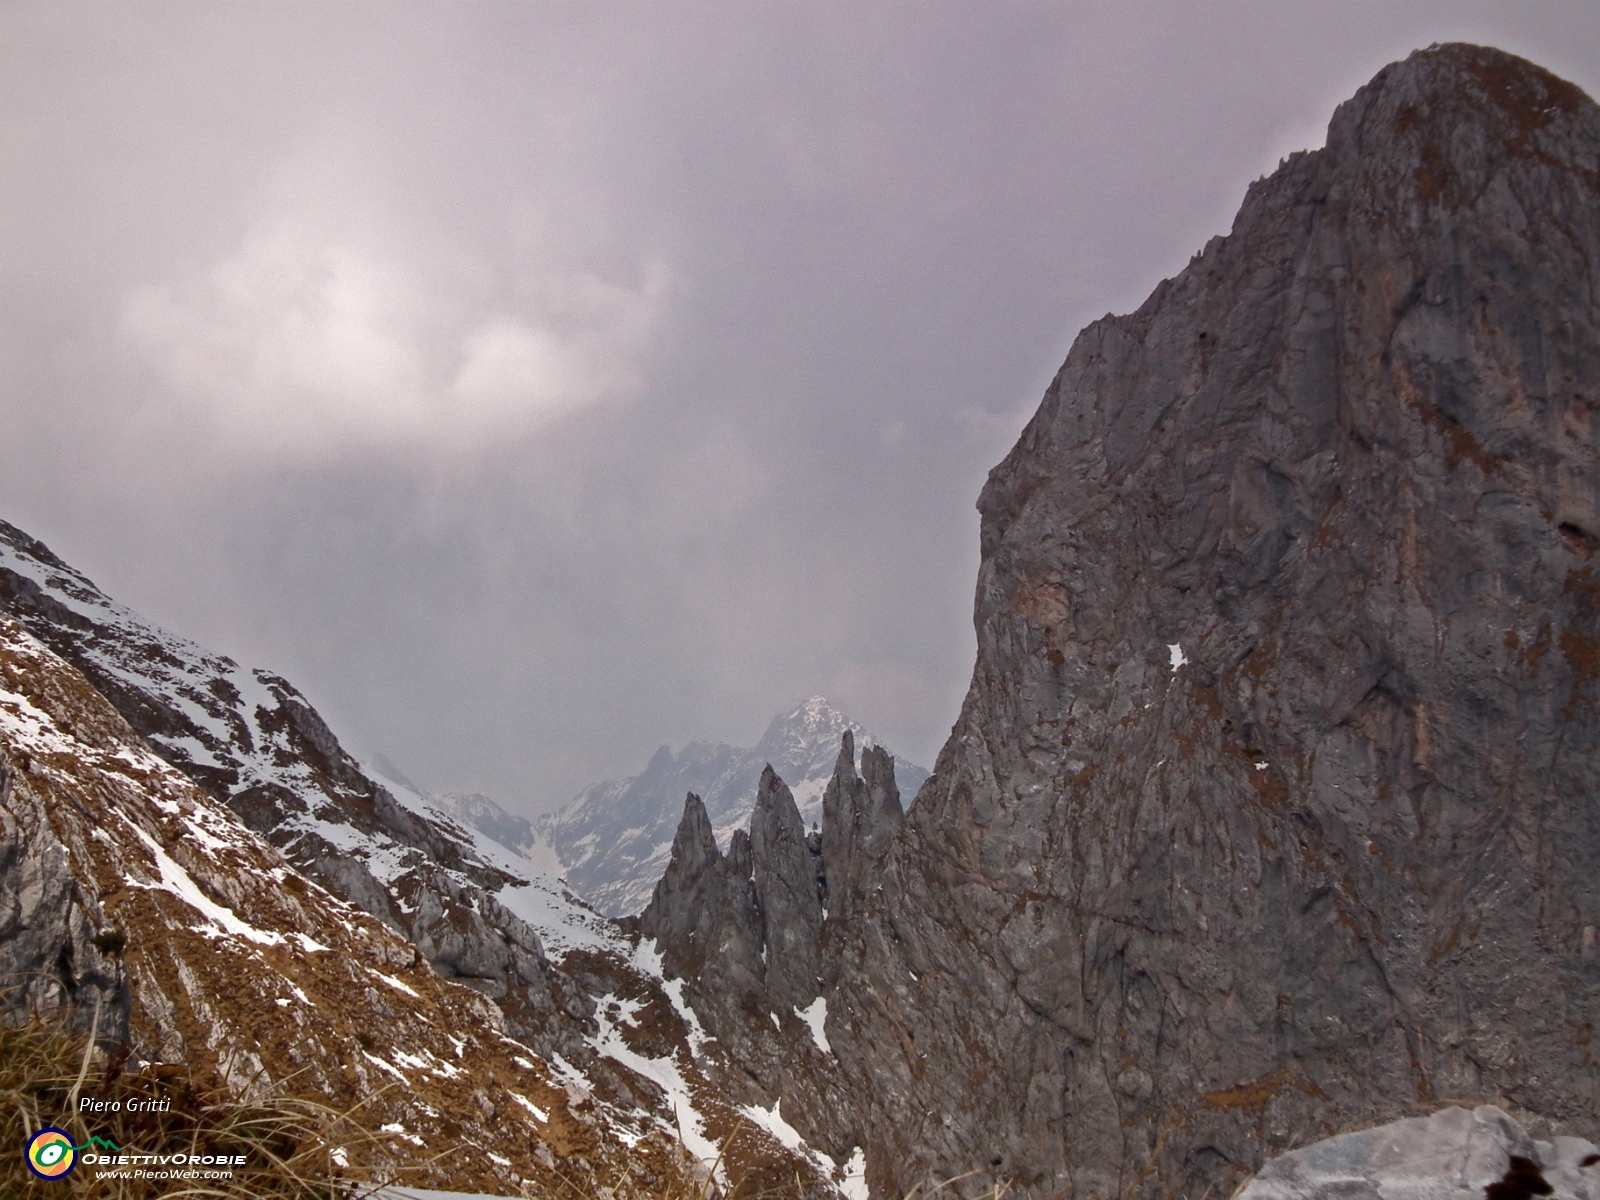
top-left (537, 696), bottom-right (928, 917)
top-left (0, 520), bottom-right (587, 1057)
top-left (0, 613), bottom-right (684, 1194)
top-left (638, 43), bottom-right (1600, 1200)
top-left (0, 522), bottom-right (851, 1196)
top-left (635, 732), bottom-right (911, 1179)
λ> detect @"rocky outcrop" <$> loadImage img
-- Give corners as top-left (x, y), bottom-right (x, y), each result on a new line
top-left (751, 767), bottom-right (826, 1010)
top-left (639, 793), bottom-right (765, 1007)
top-left (636, 43), bottom-right (1600, 1200)
top-left (639, 740), bottom-right (920, 1174)
top-left (1238, 1106), bottom-right (1600, 1200)
top-left (0, 614), bottom-right (699, 1195)
top-left (805, 42), bottom-right (1600, 1200)
top-left (0, 519), bottom-right (592, 1061)
top-left (542, 697), bottom-right (927, 916)
top-left (819, 732), bottom-right (902, 927)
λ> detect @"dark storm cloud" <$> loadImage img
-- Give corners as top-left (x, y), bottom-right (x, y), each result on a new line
top-left (3, 3), bottom-right (1598, 809)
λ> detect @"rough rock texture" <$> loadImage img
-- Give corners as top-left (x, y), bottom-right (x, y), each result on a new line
top-left (1238, 1106), bottom-right (1600, 1200)
top-left (639, 793), bottom-right (765, 1008)
top-left (751, 767), bottom-right (826, 1010)
top-left (819, 732), bottom-right (903, 927)
top-left (0, 518), bottom-right (592, 1060)
top-left (617, 43), bottom-right (1600, 1200)
top-left (805, 43), bottom-right (1600, 1200)
top-left (542, 697), bottom-right (927, 916)
top-left (0, 614), bottom-right (700, 1196)
top-left (639, 740), bottom-right (919, 1175)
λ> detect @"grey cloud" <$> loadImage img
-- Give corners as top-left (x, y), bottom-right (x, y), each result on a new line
top-left (3, 3), bottom-right (1598, 809)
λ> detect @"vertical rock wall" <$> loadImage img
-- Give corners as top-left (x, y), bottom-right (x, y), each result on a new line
top-left (814, 43), bottom-right (1600, 1200)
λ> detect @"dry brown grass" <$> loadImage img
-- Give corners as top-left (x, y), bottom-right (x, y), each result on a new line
top-left (5, 987), bottom-right (1022, 1200)
top-left (2, 988), bottom-right (411, 1198)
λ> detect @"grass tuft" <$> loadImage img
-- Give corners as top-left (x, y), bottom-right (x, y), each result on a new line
top-left (2, 987), bottom-right (401, 1198)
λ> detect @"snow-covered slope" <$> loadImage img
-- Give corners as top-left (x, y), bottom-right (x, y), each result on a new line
top-left (534, 697), bottom-right (929, 916)
top-left (0, 518), bottom-right (851, 1196)
top-left (0, 612), bottom-right (692, 1196)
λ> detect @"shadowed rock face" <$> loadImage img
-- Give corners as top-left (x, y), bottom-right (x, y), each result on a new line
top-left (820, 732), bottom-right (903, 928)
top-left (752, 768), bottom-right (826, 1010)
top-left (803, 43), bottom-right (1600, 1200)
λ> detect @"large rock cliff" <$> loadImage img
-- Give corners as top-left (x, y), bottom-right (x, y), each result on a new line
top-left (645, 42), bottom-right (1600, 1200)
top-left (827, 42), bottom-right (1600, 1199)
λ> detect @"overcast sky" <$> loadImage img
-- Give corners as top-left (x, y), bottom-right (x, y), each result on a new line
top-left (3, 3), bottom-right (1597, 813)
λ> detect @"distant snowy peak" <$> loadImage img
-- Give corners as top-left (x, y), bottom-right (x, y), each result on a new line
top-left (0, 521), bottom-right (850, 1195)
top-left (536, 696), bottom-right (929, 917)
top-left (435, 789), bottom-right (536, 855)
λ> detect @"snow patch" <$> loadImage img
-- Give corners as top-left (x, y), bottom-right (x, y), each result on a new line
top-left (380, 1122), bottom-right (424, 1147)
top-left (509, 1092), bottom-right (549, 1123)
top-left (634, 938), bottom-right (710, 1055)
top-left (121, 817), bottom-right (286, 947)
top-left (794, 996), bottom-right (831, 1054)
top-left (1167, 643), bottom-right (1187, 672)
top-left (739, 1097), bottom-right (805, 1153)
top-left (591, 995), bottom-right (719, 1164)
top-left (838, 1146), bottom-right (869, 1199)
top-left (372, 970), bottom-right (420, 998)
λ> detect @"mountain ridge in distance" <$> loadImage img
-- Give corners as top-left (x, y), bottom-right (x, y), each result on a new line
top-left (520, 696), bottom-right (929, 916)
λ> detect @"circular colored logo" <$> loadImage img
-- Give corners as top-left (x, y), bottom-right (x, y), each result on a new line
top-left (27, 1128), bottom-right (77, 1179)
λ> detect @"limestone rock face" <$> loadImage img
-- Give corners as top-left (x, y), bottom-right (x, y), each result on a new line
top-left (806, 43), bottom-right (1600, 1200)
top-left (819, 732), bottom-right (903, 927)
top-left (751, 766), bottom-right (825, 1010)
top-left (1239, 1106), bottom-right (1600, 1200)
top-left (640, 750), bottom-right (892, 1170)
top-left (0, 518), bottom-right (590, 1060)
top-left (0, 615), bottom-right (694, 1195)
top-left (639, 793), bottom-right (766, 1032)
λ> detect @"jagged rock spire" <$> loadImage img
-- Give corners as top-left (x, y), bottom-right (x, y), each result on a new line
top-left (820, 731), bottom-right (903, 925)
top-left (639, 793), bottom-right (762, 990)
top-left (749, 765), bottom-right (824, 1008)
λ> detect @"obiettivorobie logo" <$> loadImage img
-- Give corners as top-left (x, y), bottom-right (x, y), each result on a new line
top-left (28, 1130), bottom-right (251, 1181)
top-left (25, 1128), bottom-right (115, 1179)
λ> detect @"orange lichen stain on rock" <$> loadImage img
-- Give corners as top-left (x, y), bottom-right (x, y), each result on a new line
top-left (1015, 581), bottom-right (1069, 629)
top-left (1459, 45), bottom-right (1585, 138)
top-left (1248, 762), bottom-right (1290, 810)
top-left (1559, 570), bottom-right (1600, 709)
top-left (1525, 624), bottom-right (1553, 668)
top-left (1559, 628), bottom-right (1600, 688)
top-left (1201, 1068), bottom-right (1318, 1111)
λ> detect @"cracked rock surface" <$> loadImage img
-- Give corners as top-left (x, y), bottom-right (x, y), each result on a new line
top-left (817, 43), bottom-right (1600, 1199)
top-left (629, 43), bottom-right (1600, 1200)
top-left (1239, 1106), bottom-right (1600, 1200)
